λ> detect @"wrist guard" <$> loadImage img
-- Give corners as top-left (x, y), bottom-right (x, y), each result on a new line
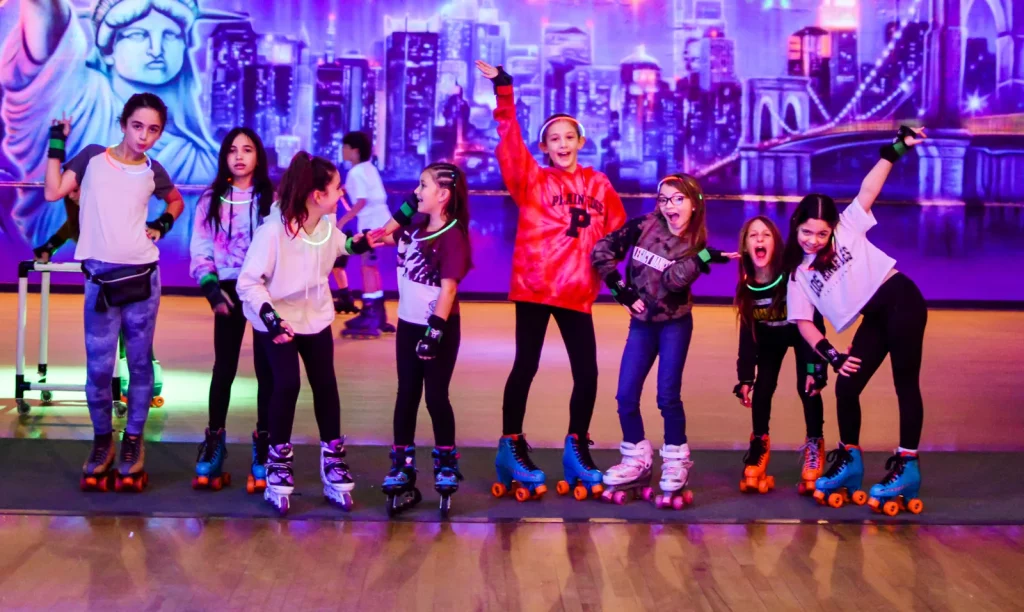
top-left (199, 274), bottom-right (226, 309)
top-left (393, 192), bottom-right (419, 227)
top-left (733, 381), bottom-right (753, 400)
top-left (416, 315), bottom-right (447, 358)
top-left (346, 233), bottom-right (371, 255)
top-left (490, 65), bottom-right (513, 92)
top-left (695, 247), bottom-right (728, 274)
top-left (604, 270), bottom-right (642, 312)
top-left (815, 339), bottom-right (849, 372)
top-left (259, 303), bottom-right (286, 337)
top-left (807, 362), bottom-right (828, 391)
top-left (48, 125), bottom-right (67, 162)
top-left (147, 212), bottom-right (175, 237)
top-left (879, 125), bottom-right (915, 163)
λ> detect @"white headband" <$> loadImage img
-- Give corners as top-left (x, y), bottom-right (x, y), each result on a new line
top-left (538, 116), bottom-right (586, 141)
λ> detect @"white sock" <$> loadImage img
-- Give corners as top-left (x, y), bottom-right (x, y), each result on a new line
top-left (897, 447), bottom-right (918, 456)
top-left (364, 290), bottom-right (384, 299)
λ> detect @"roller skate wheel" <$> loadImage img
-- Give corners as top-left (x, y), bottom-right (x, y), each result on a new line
top-left (600, 490), bottom-right (613, 503)
top-left (514, 486), bottom-right (532, 502)
top-left (211, 477), bottom-right (223, 491)
top-left (671, 495), bottom-right (685, 511)
top-left (642, 487), bottom-right (653, 501)
top-left (757, 478), bottom-right (769, 494)
top-left (804, 479), bottom-right (816, 492)
top-left (491, 482), bottom-right (507, 498)
top-left (572, 485), bottom-right (588, 501)
top-left (682, 489), bottom-right (694, 506)
top-left (41, 390), bottom-right (53, 404)
top-left (655, 496), bottom-right (666, 509)
top-left (867, 497), bottom-right (881, 511)
top-left (612, 491), bottom-right (627, 505)
top-left (907, 498), bottom-right (924, 514)
top-left (556, 480), bottom-right (570, 496)
top-left (739, 480), bottom-right (748, 493)
top-left (196, 475), bottom-right (209, 487)
top-left (591, 484), bottom-right (604, 497)
top-left (16, 399), bottom-right (30, 415)
top-left (98, 476), bottom-right (110, 492)
top-left (192, 476), bottom-right (201, 490)
top-left (827, 492), bottom-right (845, 508)
top-left (766, 475), bottom-right (775, 489)
top-left (533, 484), bottom-right (548, 497)
top-left (745, 477), bottom-right (757, 489)
top-left (151, 396), bottom-right (165, 408)
top-left (278, 497), bottom-right (290, 517)
top-left (135, 475), bottom-right (147, 492)
top-left (883, 500), bottom-right (900, 516)
top-left (439, 496), bottom-right (451, 519)
top-left (813, 489), bottom-right (827, 504)
top-left (246, 476), bottom-right (256, 494)
top-left (851, 490), bottom-right (868, 506)
top-left (80, 476), bottom-right (89, 491)
top-left (797, 481), bottom-right (808, 495)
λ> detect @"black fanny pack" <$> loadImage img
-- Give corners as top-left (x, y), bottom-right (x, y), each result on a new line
top-left (85, 263), bottom-right (158, 312)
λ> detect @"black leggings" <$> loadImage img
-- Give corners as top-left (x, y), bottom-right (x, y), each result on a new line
top-left (502, 302), bottom-right (598, 437)
top-left (393, 316), bottom-right (461, 447)
top-left (836, 273), bottom-right (927, 449)
top-left (207, 281), bottom-right (271, 432)
top-left (255, 325), bottom-right (341, 446)
top-left (751, 325), bottom-right (824, 438)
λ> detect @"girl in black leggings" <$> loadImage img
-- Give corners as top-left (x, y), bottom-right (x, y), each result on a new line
top-left (237, 151), bottom-right (373, 516)
top-left (372, 163), bottom-right (472, 517)
top-left (733, 215), bottom-right (828, 495)
top-left (784, 126), bottom-right (929, 516)
top-left (189, 127), bottom-right (274, 493)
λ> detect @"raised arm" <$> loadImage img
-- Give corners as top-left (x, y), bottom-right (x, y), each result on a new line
top-left (475, 60), bottom-right (539, 205)
top-left (18, 0), bottom-right (71, 65)
top-left (857, 126), bottom-right (927, 212)
top-left (43, 117), bottom-right (78, 201)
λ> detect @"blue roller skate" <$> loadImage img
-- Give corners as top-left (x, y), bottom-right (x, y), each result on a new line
top-left (493, 434), bottom-right (547, 502)
top-left (867, 452), bottom-right (924, 516)
top-left (247, 430), bottom-right (270, 494)
top-left (383, 445), bottom-right (421, 517)
top-left (433, 446), bottom-right (464, 519)
top-left (557, 433), bottom-right (604, 501)
top-left (813, 443), bottom-right (867, 508)
top-left (193, 428), bottom-right (230, 491)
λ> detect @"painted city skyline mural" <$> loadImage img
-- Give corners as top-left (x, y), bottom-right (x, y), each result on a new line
top-left (0, 0), bottom-right (1021, 296)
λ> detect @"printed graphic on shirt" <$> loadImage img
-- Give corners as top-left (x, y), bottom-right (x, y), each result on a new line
top-left (632, 246), bottom-right (672, 272)
top-left (550, 193), bottom-right (605, 239)
top-left (398, 239), bottom-right (440, 287)
top-left (752, 294), bottom-right (789, 327)
top-left (808, 246), bottom-right (855, 298)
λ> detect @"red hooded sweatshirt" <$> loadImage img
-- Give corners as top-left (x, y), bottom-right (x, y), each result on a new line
top-left (494, 84), bottom-right (626, 314)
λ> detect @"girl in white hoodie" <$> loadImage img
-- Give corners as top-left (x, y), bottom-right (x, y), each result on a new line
top-left (237, 151), bottom-right (373, 516)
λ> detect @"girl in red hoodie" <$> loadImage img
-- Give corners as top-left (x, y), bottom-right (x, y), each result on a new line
top-left (477, 60), bottom-right (627, 501)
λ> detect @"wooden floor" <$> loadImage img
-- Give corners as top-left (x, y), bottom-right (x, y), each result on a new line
top-left (2, 293), bottom-right (1023, 450)
top-left (0, 515), bottom-right (1021, 611)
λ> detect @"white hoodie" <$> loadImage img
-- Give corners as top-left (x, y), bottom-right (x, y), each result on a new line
top-left (237, 210), bottom-right (353, 335)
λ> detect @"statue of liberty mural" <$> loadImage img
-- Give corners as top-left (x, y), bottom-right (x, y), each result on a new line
top-left (1, 0), bottom-right (232, 246)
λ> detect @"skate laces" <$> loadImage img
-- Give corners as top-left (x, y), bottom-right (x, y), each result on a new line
top-left (823, 446), bottom-right (852, 478)
top-left (197, 429), bottom-right (221, 463)
top-left (389, 446), bottom-right (416, 478)
top-left (797, 438), bottom-right (822, 470)
top-left (572, 436), bottom-right (599, 472)
top-left (121, 435), bottom-right (141, 465)
top-left (88, 437), bottom-right (112, 465)
top-left (433, 448), bottom-right (464, 481)
top-left (743, 436), bottom-right (766, 467)
top-left (880, 453), bottom-right (908, 485)
top-left (510, 436), bottom-right (541, 472)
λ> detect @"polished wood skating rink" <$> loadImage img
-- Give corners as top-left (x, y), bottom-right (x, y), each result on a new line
top-left (2, 516), bottom-right (1023, 611)
top-left (3, 294), bottom-right (1023, 450)
top-left (3, 294), bottom-right (1024, 610)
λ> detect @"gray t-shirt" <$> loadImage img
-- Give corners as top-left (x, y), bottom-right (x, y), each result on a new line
top-left (64, 144), bottom-right (175, 264)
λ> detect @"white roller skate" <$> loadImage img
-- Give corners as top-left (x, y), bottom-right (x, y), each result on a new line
top-left (656, 443), bottom-right (694, 510)
top-left (600, 440), bottom-right (654, 505)
top-left (321, 438), bottom-right (355, 511)
top-left (264, 443), bottom-right (294, 517)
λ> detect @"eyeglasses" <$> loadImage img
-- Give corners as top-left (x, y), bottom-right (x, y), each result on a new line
top-left (656, 195), bottom-right (688, 207)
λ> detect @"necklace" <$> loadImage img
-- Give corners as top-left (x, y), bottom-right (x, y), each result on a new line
top-left (104, 148), bottom-right (151, 175)
top-left (746, 274), bottom-right (783, 292)
top-left (411, 219), bottom-right (457, 242)
top-left (300, 219), bottom-right (332, 246)
top-left (220, 188), bottom-right (254, 206)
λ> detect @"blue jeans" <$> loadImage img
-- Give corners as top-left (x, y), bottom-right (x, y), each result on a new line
top-left (83, 260), bottom-right (161, 436)
top-left (615, 315), bottom-right (693, 446)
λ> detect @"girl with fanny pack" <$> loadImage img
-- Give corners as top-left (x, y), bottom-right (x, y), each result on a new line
top-left (44, 93), bottom-right (184, 493)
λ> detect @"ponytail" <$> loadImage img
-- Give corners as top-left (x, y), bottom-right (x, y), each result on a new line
top-left (278, 151), bottom-right (337, 237)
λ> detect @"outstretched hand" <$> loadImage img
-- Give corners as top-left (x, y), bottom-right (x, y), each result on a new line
top-left (904, 126), bottom-right (927, 147)
top-left (50, 112), bottom-right (71, 138)
top-left (475, 60), bottom-right (499, 79)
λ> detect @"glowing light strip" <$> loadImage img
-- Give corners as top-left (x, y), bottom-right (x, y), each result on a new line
top-left (856, 67), bottom-right (922, 121)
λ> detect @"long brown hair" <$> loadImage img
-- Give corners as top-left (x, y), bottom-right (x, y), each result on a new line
top-left (277, 151), bottom-right (337, 238)
top-left (656, 173), bottom-right (707, 255)
top-left (784, 193), bottom-right (840, 279)
top-left (424, 162), bottom-right (473, 263)
top-left (735, 216), bottom-right (785, 329)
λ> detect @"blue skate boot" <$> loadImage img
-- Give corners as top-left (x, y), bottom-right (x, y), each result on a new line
top-left (433, 446), bottom-right (464, 519)
top-left (493, 434), bottom-right (547, 502)
top-left (813, 443), bottom-right (867, 508)
top-left (868, 452), bottom-right (924, 516)
top-left (247, 430), bottom-right (270, 494)
top-left (193, 427), bottom-right (230, 491)
top-left (383, 445), bottom-right (421, 517)
top-left (558, 433), bottom-right (604, 501)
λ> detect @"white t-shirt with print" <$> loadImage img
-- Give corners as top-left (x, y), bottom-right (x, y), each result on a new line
top-left (344, 161), bottom-right (390, 230)
top-left (787, 198), bottom-right (896, 332)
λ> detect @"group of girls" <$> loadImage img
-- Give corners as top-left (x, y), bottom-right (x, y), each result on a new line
top-left (55, 65), bottom-right (928, 519)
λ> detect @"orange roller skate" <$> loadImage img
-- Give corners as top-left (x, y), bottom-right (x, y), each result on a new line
top-left (797, 436), bottom-right (825, 495)
top-left (740, 433), bottom-right (774, 494)
top-left (80, 433), bottom-right (115, 492)
top-left (114, 432), bottom-right (148, 493)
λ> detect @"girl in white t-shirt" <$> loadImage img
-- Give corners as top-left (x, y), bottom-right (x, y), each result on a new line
top-left (783, 126), bottom-right (928, 517)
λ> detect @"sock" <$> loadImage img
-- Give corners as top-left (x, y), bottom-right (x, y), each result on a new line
top-left (897, 447), bottom-right (918, 456)
top-left (364, 290), bottom-right (384, 299)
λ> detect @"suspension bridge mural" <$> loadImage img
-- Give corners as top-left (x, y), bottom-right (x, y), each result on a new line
top-left (0, 0), bottom-right (1022, 295)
